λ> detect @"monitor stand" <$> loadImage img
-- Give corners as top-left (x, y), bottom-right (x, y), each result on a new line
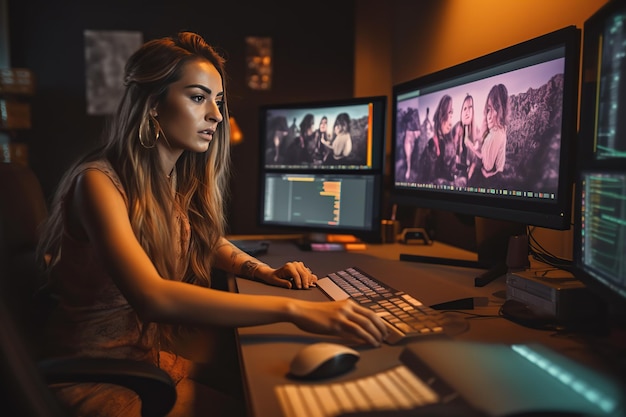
top-left (399, 217), bottom-right (528, 287)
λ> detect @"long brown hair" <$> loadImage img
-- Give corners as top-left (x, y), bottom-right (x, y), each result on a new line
top-left (38, 32), bottom-right (231, 289)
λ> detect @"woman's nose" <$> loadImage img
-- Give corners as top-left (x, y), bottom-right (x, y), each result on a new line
top-left (207, 103), bottom-right (223, 123)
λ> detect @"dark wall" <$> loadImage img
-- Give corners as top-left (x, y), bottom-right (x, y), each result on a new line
top-left (7, 0), bottom-right (356, 234)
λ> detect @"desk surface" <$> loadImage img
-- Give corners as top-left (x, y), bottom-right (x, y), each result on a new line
top-left (232, 239), bottom-right (623, 417)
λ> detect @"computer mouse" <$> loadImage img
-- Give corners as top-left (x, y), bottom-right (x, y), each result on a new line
top-left (289, 342), bottom-right (360, 380)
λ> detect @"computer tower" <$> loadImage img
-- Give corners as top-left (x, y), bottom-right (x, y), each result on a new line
top-left (505, 270), bottom-right (602, 322)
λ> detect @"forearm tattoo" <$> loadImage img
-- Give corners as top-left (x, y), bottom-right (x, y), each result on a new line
top-left (225, 243), bottom-right (264, 279)
top-left (241, 260), bottom-right (261, 280)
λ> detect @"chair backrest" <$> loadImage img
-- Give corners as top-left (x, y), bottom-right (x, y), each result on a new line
top-left (0, 168), bottom-right (67, 417)
top-left (0, 162), bottom-right (49, 251)
top-left (0, 162), bottom-right (50, 356)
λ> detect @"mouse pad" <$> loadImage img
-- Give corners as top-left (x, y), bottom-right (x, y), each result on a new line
top-left (400, 340), bottom-right (624, 417)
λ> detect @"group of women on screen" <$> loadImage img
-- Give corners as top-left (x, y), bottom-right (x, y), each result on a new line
top-left (402, 83), bottom-right (509, 189)
top-left (270, 112), bottom-right (353, 165)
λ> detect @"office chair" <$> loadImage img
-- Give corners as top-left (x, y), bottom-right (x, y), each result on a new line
top-left (0, 161), bottom-right (177, 417)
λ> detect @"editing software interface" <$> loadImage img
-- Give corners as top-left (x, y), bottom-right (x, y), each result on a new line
top-left (579, 172), bottom-right (626, 300)
top-left (592, 9), bottom-right (626, 160)
top-left (261, 172), bottom-right (378, 232)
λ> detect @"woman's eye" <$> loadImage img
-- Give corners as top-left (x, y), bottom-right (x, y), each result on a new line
top-left (217, 101), bottom-right (225, 112)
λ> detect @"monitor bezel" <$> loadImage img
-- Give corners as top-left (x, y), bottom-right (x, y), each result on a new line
top-left (389, 26), bottom-right (581, 231)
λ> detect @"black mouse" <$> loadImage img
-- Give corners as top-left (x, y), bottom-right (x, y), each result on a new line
top-left (288, 342), bottom-right (360, 380)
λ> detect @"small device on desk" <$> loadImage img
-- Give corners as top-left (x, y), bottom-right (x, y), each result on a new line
top-left (503, 270), bottom-right (604, 327)
top-left (400, 228), bottom-right (432, 245)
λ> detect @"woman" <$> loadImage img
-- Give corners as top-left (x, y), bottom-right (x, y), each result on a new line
top-left (416, 94), bottom-right (453, 183)
top-left (458, 94), bottom-right (481, 182)
top-left (311, 115), bottom-right (330, 164)
top-left (267, 116), bottom-right (289, 163)
top-left (286, 113), bottom-right (315, 164)
top-left (400, 108), bottom-right (421, 181)
top-left (322, 112), bottom-right (352, 163)
top-left (36, 32), bottom-right (387, 417)
top-left (467, 84), bottom-right (508, 188)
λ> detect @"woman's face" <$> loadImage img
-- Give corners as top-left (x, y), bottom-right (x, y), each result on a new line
top-left (485, 98), bottom-right (497, 130)
top-left (461, 98), bottom-right (473, 126)
top-left (155, 59), bottom-right (224, 154)
top-left (319, 118), bottom-right (327, 132)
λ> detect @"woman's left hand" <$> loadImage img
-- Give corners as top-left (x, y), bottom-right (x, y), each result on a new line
top-left (260, 261), bottom-right (318, 290)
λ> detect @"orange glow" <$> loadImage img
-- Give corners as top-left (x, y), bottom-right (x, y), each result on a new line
top-left (229, 116), bottom-right (243, 145)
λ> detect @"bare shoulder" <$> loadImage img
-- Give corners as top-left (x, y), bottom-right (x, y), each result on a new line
top-left (70, 168), bottom-right (130, 234)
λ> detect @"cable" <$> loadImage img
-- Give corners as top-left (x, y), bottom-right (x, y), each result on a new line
top-left (526, 226), bottom-right (573, 272)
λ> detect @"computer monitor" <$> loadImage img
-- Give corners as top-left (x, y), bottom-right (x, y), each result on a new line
top-left (573, 0), bottom-right (626, 315)
top-left (390, 26), bottom-right (581, 268)
top-left (258, 96), bottom-right (387, 244)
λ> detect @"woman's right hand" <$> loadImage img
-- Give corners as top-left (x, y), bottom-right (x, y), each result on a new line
top-left (289, 299), bottom-right (389, 347)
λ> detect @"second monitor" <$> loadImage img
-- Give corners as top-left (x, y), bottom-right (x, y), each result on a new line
top-left (258, 96), bottom-right (387, 244)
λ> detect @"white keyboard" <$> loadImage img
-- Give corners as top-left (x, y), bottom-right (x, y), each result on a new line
top-left (275, 365), bottom-right (439, 417)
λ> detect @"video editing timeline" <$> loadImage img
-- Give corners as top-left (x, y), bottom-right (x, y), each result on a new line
top-left (262, 173), bottom-right (375, 230)
top-left (595, 10), bottom-right (626, 159)
top-left (399, 181), bottom-right (557, 201)
top-left (289, 175), bottom-right (340, 225)
top-left (581, 172), bottom-right (626, 297)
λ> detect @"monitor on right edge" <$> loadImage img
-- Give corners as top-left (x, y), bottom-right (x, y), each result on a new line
top-left (574, 0), bottom-right (626, 311)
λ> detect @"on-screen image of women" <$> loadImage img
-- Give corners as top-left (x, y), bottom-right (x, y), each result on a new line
top-left (266, 116), bottom-right (290, 164)
top-left (467, 84), bottom-right (508, 188)
top-left (459, 94), bottom-right (482, 182)
top-left (286, 113), bottom-right (315, 165)
top-left (400, 108), bottom-right (421, 181)
top-left (322, 112), bottom-right (352, 163)
top-left (417, 94), bottom-right (453, 183)
top-left (311, 115), bottom-right (330, 164)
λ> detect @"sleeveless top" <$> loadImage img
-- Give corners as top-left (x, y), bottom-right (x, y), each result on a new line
top-left (42, 159), bottom-right (191, 382)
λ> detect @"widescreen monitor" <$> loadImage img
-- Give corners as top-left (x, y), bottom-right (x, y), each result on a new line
top-left (574, 0), bottom-right (626, 313)
top-left (390, 26), bottom-right (581, 234)
top-left (258, 96), bottom-right (387, 243)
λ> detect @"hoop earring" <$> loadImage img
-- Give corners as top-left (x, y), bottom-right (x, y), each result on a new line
top-left (139, 114), bottom-right (160, 149)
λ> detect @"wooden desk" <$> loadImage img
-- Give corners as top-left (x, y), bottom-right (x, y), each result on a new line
top-left (233, 240), bottom-right (620, 417)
